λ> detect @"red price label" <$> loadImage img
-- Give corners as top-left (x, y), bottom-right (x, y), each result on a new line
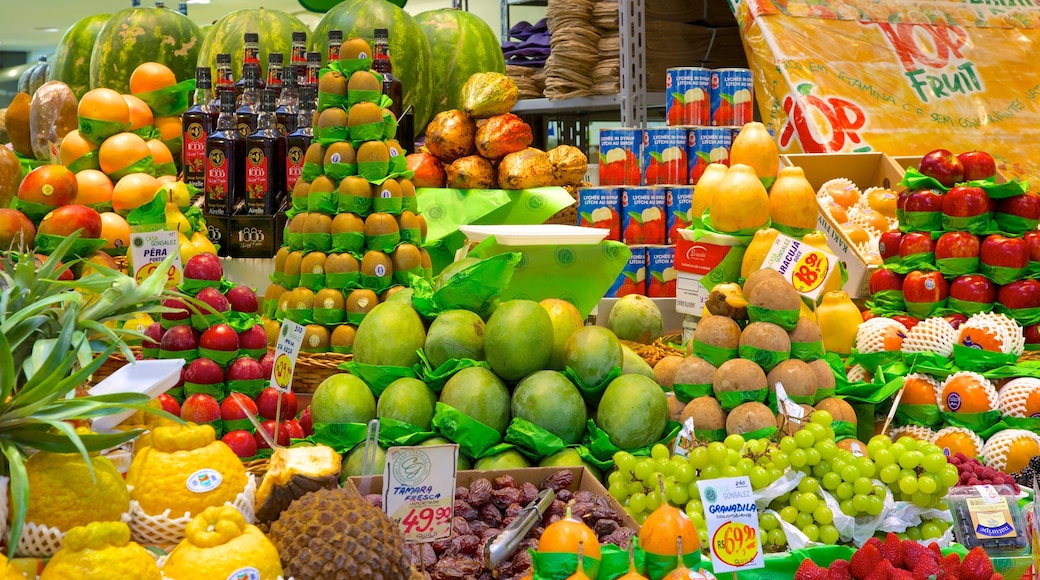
top-left (396, 504), bottom-right (452, 540)
top-left (790, 250), bottom-right (829, 293)
top-left (712, 521), bottom-right (760, 567)
top-left (135, 262), bottom-right (182, 289)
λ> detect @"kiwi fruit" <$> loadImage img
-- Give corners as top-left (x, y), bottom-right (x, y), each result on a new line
top-left (743, 269), bottom-right (786, 300)
top-left (374, 178), bottom-right (401, 201)
top-left (789, 316), bottom-right (823, 344)
top-left (317, 107), bottom-right (347, 130)
top-left (361, 250), bottom-right (393, 281)
top-left (672, 356), bottom-right (717, 392)
top-left (302, 324), bottom-right (331, 351)
top-left (264, 283), bottom-right (288, 306)
top-left (348, 70), bottom-right (381, 92)
top-left (348, 101), bottom-right (383, 127)
top-left (418, 215), bottom-right (429, 242)
top-left (324, 141), bottom-right (357, 166)
top-left (808, 359), bottom-right (836, 392)
top-left (289, 212), bottom-right (309, 234)
top-left (386, 139), bottom-right (404, 159)
top-left (776, 404), bottom-right (816, 435)
top-left (309, 175), bottom-right (337, 195)
top-left (325, 252), bottom-right (360, 274)
top-left (331, 213), bottom-right (365, 235)
top-left (693, 315), bottom-right (741, 351)
top-left (739, 322), bottom-right (792, 354)
top-left (283, 251), bottom-right (304, 276)
top-left (340, 38), bottom-right (372, 60)
top-left (815, 397), bottom-right (857, 424)
top-left (653, 355), bottom-right (684, 389)
top-left (347, 288), bottom-right (379, 317)
top-left (300, 252), bottom-right (327, 275)
top-left (273, 247), bottom-right (290, 273)
top-left (357, 141), bottom-right (390, 163)
top-left (398, 210), bottom-right (421, 232)
top-left (318, 70), bottom-right (347, 96)
top-left (382, 108), bottom-right (396, 124)
top-left (339, 175), bottom-right (372, 200)
top-left (303, 213), bottom-right (333, 235)
top-left (680, 396), bottom-right (727, 431)
top-left (666, 393), bottom-right (685, 423)
top-left (766, 359), bottom-right (818, 400)
top-left (726, 402), bottom-right (775, 436)
top-left (331, 324), bottom-right (358, 349)
top-left (391, 244), bottom-right (421, 272)
top-left (315, 288), bottom-right (345, 311)
top-left (747, 276), bottom-right (802, 313)
top-left (264, 318), bottom-right (281, 346)
top-left (399, 178), bottom-right (416, 201)
top-left (713, 359), bottom-right (767, 394)
top-left (305, 143), bottom-right (325, 166)
top-left (364, 212), bottom-right (399, 238)
top-left (277, 293), bottom-right (292, 317)
top-left (291, 180), bottom-right (310, 201)
top-left (287, 287), bottom-right (315, 310)
top-left (382, 286), bottom-right (409, 302)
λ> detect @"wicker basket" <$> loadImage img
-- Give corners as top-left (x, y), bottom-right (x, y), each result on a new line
top-left (544, 185), bottom-right (580, 226)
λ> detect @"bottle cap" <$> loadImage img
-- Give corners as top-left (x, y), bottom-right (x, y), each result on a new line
top-left (269, 52), bottom-right (283, 65)
top-left (306, 51), bottom-right (321, 63)
top-left (292, 31), bottom-right (307, 42)
top-left (374, 28), bottom-right (389, 38)
top-left (329, 29), bottom-right (343, 41)
top-left (216, 53), bottom-right (231, 64)
top-left (244, 32), bottom-right (259, 43)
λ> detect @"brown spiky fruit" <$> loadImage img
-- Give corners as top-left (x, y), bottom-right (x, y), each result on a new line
top-left (254, 445), bottom-right (342, 526)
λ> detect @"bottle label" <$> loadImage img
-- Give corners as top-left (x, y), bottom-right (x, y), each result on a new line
top-left (217, 67), bottom-right (234, 88)
top-left (286, 145), bottom-right (305, 191)
top-left (246, 146), bottom-right (270, 214)
top-left (205, 147), bottom-right (229, 212)
top-left (227, 568), bottom-right (260, 580)
top-left (244, 46), bottom-right (260, 65)
top-left (292, 45), bottom-right (307, 64)
top-left (328, 46), bottom-right (341, 61)
top-left (237, 122), bottom-right (252, 138)
top-left (183, 121), bottom-right (208, 188)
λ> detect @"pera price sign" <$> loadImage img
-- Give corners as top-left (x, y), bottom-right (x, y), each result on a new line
top-left (382, 445), bottom-right (458, 543)
top-left (270, 320), bottom-right (305, 393)
top-left (696, 476), bottom-right (764, 573)
top-left (129, 230), bottom-right (182, 289)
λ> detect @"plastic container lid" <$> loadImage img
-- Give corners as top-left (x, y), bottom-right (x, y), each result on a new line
top-left (88, 358), bottom-right (185, 433)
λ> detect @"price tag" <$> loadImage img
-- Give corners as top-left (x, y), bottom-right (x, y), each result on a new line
top-left (759, 232), bottom-right (839, 301)
top-left (129, 229), bottom-right (182, 289)
top-left (775, 382), bottom-right (803, 420)
top-left (382, 445), bottom-right (459, 543)
top-left (270, 320), bottom-right (305, 393)
top-left (696, 476), bottom-right (764, 573)
top-left (672, 416), bottom-right (696, 458)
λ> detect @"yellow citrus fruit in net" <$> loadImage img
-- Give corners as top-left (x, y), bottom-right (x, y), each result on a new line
top-left (40, 521), bottom-right (159, 580)
top-left (126, 423), bottom-right (247, 518)
top-left (161, 506), bottom-right (283, 580)
top-left (24, 451), bottom-right (129, 531)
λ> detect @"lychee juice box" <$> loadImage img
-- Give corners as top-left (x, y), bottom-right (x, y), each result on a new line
top-left (647, 245), bottom-right (677, 297)
top-left (622, 186), bottom-right (667, 245)
top-left (577, 187), bottom-right (621, 241)
top-left (710, 68), bottom-right (754, 126)
top-left (598, 128), bottom-right (641, 186)
top-left (642, 127), bottom-right (688, 185)
top-left (688, 126), bottom-right (732, 184)
top-left (666, 186), bottom-right (693, 244)
top-left (606, 245), bottom-right (647, 297)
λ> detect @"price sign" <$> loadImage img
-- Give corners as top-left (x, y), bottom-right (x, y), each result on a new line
top-left (696, 476), bottom-right (764, 573)
top-left (270, 320), bottom-right (305, 393)
top-left (382, 445), bottom-right (458, 543)
top-left (759, 232), bottom-right (839, 300)
top-left (129, 230), bottom-right (182, 289)
top-left (790, 251), bottom-right (830, 294)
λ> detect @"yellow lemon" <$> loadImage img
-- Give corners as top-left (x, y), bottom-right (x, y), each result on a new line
top-left (162, 506), bottom-right (283, 580)
top-left (41, 521), bottom-right (159, 580)
top-left (23, 451), bottom-right (129, 532)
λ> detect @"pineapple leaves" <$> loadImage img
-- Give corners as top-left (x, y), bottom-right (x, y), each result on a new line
top-left (1, 441), bottom-right (27, 559)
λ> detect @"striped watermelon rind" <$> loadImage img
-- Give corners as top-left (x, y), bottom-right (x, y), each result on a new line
top-left (311, 0), bottom-right (435, 129)
top-left (196, 8), bottom-right (310, 84)
top-left (51, 13), bottom-right (111, 99)
top-left (90, 7), bottom-right (203, 93)
top-left (415, 9), bottom-right (506, 118)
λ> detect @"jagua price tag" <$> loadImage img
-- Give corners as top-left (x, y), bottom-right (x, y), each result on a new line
top-left (129, 229), bottom-right (182, 289)
top-left (672, 417), bottom-right (696, 458)
top-left (760, 232), bottom-right (839, 301)
top-left (775, 382), bottom-right (803, 420)
top-left (696, 476), bottom-right (764, 573)
top-left (270, 320), bottom-right (305, 393)
top-left (382, 445), bottom-right (459, 543)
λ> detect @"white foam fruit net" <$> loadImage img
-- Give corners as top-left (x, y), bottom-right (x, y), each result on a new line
top-left (932, 426), bottom-right (984, 457)
top-left (998, 377), bottom-right (1040, 417)
top-left (982, 429), bottom-right (1040, 472)
top-left (958, 312), bottom-right (1024, 355)
top-left (15, 512), bottom-right (132, 558)
top-left (903, 373), bottom-right (940, 402)
top-left (846, 364), bottom-right (873, 383)
top-left (889, 425), bottom-right (935, 441)
top-left (129, 474), bottom-right (256, 547)
top-left (937, 371), bottom-right (998, 412)
top-left (902, 317), bottom-right (957, 357)
top-left (817, 178), bottom-right (860, 203)
top-left (855, 317), bottom-right (909, 354)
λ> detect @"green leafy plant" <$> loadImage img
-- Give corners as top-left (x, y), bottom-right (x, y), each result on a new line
top-left (0, 234), bottom-right (183, 555)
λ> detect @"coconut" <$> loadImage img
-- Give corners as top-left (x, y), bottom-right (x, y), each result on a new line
top-left (815, 397), bottom-right (857, 424)
top-left (766, 359), bottom-right (818, 400)
top-left (654, 355), bottom-right (684, 389)
top-left (693, 315), bottom-right (741, 350)
top-left (726, 402), bottom-right (775, 435)
top-left (680, 396), bottom-right (727, 431)
top-left (807, 359), bottom-right (836, 392)
top-left (713, 359), bottom-right (767, 394)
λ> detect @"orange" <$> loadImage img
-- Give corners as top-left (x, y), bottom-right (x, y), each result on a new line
top-left (1003, 437), bottom-right (1040, 473)
top-left (73, 170), bottom-right (114, 206)
top-left (940, 374), bottom-right (995, 413)
top-left (867, 188), bottom-right (898, 219)
top-left (99, 212), bottom-right (130, 250)
top-left (129, 62), bottom-right (177, 95)
top-left (1025, 390), bottom-right (1040, 416)
top-left (902, 375), bottom-right (937, 406)
top-left (122, 94), bottom-right (154, 131)
top-left (933, 430), bottom-right (981, 457)
top-left (958, 327), bottom-right (1004, 352)
top-left (58, 130), bottom-right (99, 168)
top-left (153, 116), bottom-right (183, 158)
top-left (99, 132), bottom-right (151, 177)
top-left (78, 88), bottom-right (130, 126)
top-left (146, 139), bottom-right (174, 165)
top-left (880, 326), bottom-right (905, 351)
top-left (840, 222), bottom-right (869, 245)
top-left (112, 173), bottom-right (161, 214)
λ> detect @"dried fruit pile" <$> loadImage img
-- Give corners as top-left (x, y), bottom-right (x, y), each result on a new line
top-left (795, 533), bottom-right (1003, 580)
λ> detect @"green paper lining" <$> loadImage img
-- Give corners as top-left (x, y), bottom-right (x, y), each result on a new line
top-left (159, 347), bottom-right (198, 363)
top-left (947, 296), bottom-right (992, 316)
top-left (108, 154), bottom-right (155, 182)
top-left (358, 272), bottom-right (393, 294)
top-left (349, 122), bottom-right (385, 146)
top-left (135, 78), bottom-right (196, 117)
top-left (307, 191), bottom-right (338, 215)
top-left (738, 343), bottom-right (790, 372)
top-left (317, 90), bottom-right (348, 111)
top-left (315, 126), bottom-right (349, 146)
top-left (952, 343), bottom-right (1018, 372)
top-left (895, 404), bottom-right (943, 428)
top-left (357, 159), bottom-right (389, 182)
top-left (747, 304), bottom-right (800, 331)
top-left (338, 360), bottom-right (416, 398)
top-left (832, 420), bottom-right (857, 441)
top-left (366, 231), bottom-right (401, 253)
top-left (740, 425), bottom-right (779, 442)
top-left (936, 256), bottom-right (980, 277)
top-left (981, 263), bottom-right (1026, 286)
top-left (790, 340), bottom-right (825, 362)
top-left (78, 116), bottom-right (128, 144)
top-left (301, 162), bottom-right (323, 183)
top-left (900, 210), bottom-right (943, 233)
top-left (197, 347), bottom-right (239, 366)
top-left (183, 381), bottom-right (224, 398)
top-left (691, 340), bottom-right (736, 368)
top-left (221, 418), bottom-right (254, 434)
top-left (67, 150), bottom-right (99, 173)
top-left (33, 234), bottom-right (105, 258)
top-left (324, 162), bottom-right (357, 182)
top-left (563, 365), bottom-right (622, 407)
top-left (299, 272), bottom-right (326, 291)
top-left (942, 213), bottom-right (995, 235)
top-left (905, 298), bottom-right (945, 319)
top-left (941, 410), bottom-right (1001, 431)
top-left (302, 232), bottom-right (332, 253)
top-left (285, 307), bottom-right (313, 325)
top-left (431, 402), bottom-right (503, 459)
top-left (346, 87), bottom-right (381, 107)
top-left (330, 231), bottom-right (365, 254)
top-left (325, 271), bottom-right (360, 290)
top-left (226, 378), bottom-right (266, 399)
top-left (673, 382), bottom-right (712, 403)
top-left (995, 212), bottom-right (1040, 235)
top-left (715, 388), bottom-right (768, 411)
top-left (504, 417), bottom-right (567, 461)
top-left (337, 193), bottom-right (372, 215)
top-left (338, 57), bottom-right (373, 75)
top-left (371, 194), bottom-right (404, 215)
top-left (313, 307), bottom-right (345, 326)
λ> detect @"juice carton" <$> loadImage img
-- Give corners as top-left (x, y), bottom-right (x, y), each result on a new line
top-left (647, 245), bottom-right (677, 297)
top-left (666, 186), bottom-right (693, 244)
top-left (622, 186), bottom-right (667, 245)
top-left (606, 245), bottom-right (647, 297)
top-left (577, 187), bottom-right (621, 241)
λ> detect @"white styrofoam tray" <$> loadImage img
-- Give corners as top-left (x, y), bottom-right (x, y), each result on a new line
top-left (88, 358), bottom-right (185, 432)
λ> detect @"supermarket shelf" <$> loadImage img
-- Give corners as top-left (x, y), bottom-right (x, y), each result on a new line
top-left (506, 0), bottom-right (547, 5)
top-left (512, 93), bottom-right (666, 115)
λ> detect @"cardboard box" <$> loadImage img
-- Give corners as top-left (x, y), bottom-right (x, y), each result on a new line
top-left (347, 466), bottom-right (639, 531)
top-left (780, 152), bottom-right (905, 297)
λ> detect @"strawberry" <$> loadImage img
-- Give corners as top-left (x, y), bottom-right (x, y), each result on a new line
top-left (928, 542), bottom-right (943, 559)
top-left (903, 540), bottom-right (935, 570)
top-left (889, 569), bottom-right (915, 580)
top-left (912, 556), bottom-right (941, 580)
top-left (942, 553), bottom-right (963, 578)
top-left (796, 559), bottom-right (830, 580)
top-left (990, 575), bottom-right (1003, 580)
top-left (960, 548), bottom-right (994, 580)
top-left (865, 537), bottom-right (885, 551)
top-left (865, 560), bottom-right (895, 580)
top-left (879, 533), bottom-right (905, 569)
top-left (829, 560), bottom-right (854, 580)
top-left (851, 544), bottom-right (884, 580)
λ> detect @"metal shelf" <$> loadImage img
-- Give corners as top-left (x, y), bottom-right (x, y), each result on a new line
top-left (512, 93), bottom-right (666, 115)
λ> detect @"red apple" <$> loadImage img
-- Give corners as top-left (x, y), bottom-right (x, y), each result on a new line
top-left (995, 193), bottom-right (1040, 233)
top-left (899, 231), bottom-right (935, 259)
top-left (941, 186), bottom-right (990, 218)
top-left (225, 286), bottom-right (259, 313)
top-left (199, 323), bottom-right (240, 352)
top-left (949, 274), bottom-right (997, 305)
top-left (282, 418), bottom-right (305, 440)
top-left (919, 149), bottom-right (964, 188)
top-left (220, 392), bottom-right (258, 421)
top-left (256, 387), bottom-right (298, 421)
top-left (159, 325), bottom-right (200, 353)
top-left (904, 189), bottom-right (945, 219)
top-left (222, 430), bottom-right (259, 458)
top-left (196, 286), bottom-right (230, 313)
top-left (997, 279), bottom-right (1040, 310)
top-left (157, 392), bottom-right (180, 416)
top-left (1025, 231), bottom-right (1040, 262)
top-left (255, 419), bottom-right (290, 449)
top-left (1025, 324), bottom-right (1040, 347)
top-left (258, 351), bottom-right (275, 378)
top-left (892, 315), bottom-right (921, 331)
top-left (142, 321), bottom-right (165, 350)
top-left (878, 230), bottom-right (903, 262)
top-left (935, 232), bottom-right (981, 259)
top-left (180, 393), bottom-right (221, 423)
top-left (183, 252), bottom-right (223, 281)
top-left (183, 357), bottom-right (224, 385)
top-left (226, 356), bottom-right (264, 381)
top-left (161, 298), bottom-right (191, 322)
top-left (957, 150), bottom-right (997, 181)
top-left (944, 313), bottom-right (968, 329)
top-left (869, 269), bottom-right (904, 294)
top-left (298, 407), bottom-right (313, 436)
top-left (903, 270), bottom-right (948, 317)
top-left (238, 324), bottom-right (268, 351)
top-left (981, 234), bottom-right (1030, 269)
top-left (896, 189), bottom-right (912, 220)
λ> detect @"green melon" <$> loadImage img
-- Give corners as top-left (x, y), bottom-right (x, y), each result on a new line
top-left (419, 436), bottom-right (471, 470)
top-left (310, 373), bottom-right (377, 424)
top-left (310, 0), bottom-right (435, 128)
top-left (342, 443), bottom-right (386, 480)
top-left (484, 299), bottom-right (554, 382)
top-left (196, 8), bottom-right (309, 87)
top-left (90, 6), bottom-right (203, 92)
top-left (511, 370), bottom-right (587, 444)
top-left (439, 366), bottom-right (510, 435)
top-left (597, 374), bottom-right (668, 450)
top-left (424, 309), bottom-right (486, 368)
top-left (51, 14), bottom-right (111, 99)
top-left (562, 326), bottom-right (623, 392)
top-left (414, 9), bottom-right (506, 117)
top-left (473, 449), bottom-right (530, 471)
top-left (377, 377), bottom-right (437, 430)
top-left (353, 302), bottom-right (426, 368)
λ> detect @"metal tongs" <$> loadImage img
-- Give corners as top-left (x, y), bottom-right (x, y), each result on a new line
top-left (482, 488), bottom-right (556, 571)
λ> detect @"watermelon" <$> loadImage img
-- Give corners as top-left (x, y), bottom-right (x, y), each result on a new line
top-left (415, 9), bottom-right (506, 118)
top-left (196, 8), bottom-right (310, 84)
top-left (17, 57), bottom-right (50, 96)
top-left (311, 0), bottom-right (435, 129)
top-left (51, 14), bottom-right (111, 99)
top-left (90, 6), bottom-right (203, 93)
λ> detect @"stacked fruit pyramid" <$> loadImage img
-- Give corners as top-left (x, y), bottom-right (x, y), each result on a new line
top-left (262, 37), bottom-right (431, 356)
